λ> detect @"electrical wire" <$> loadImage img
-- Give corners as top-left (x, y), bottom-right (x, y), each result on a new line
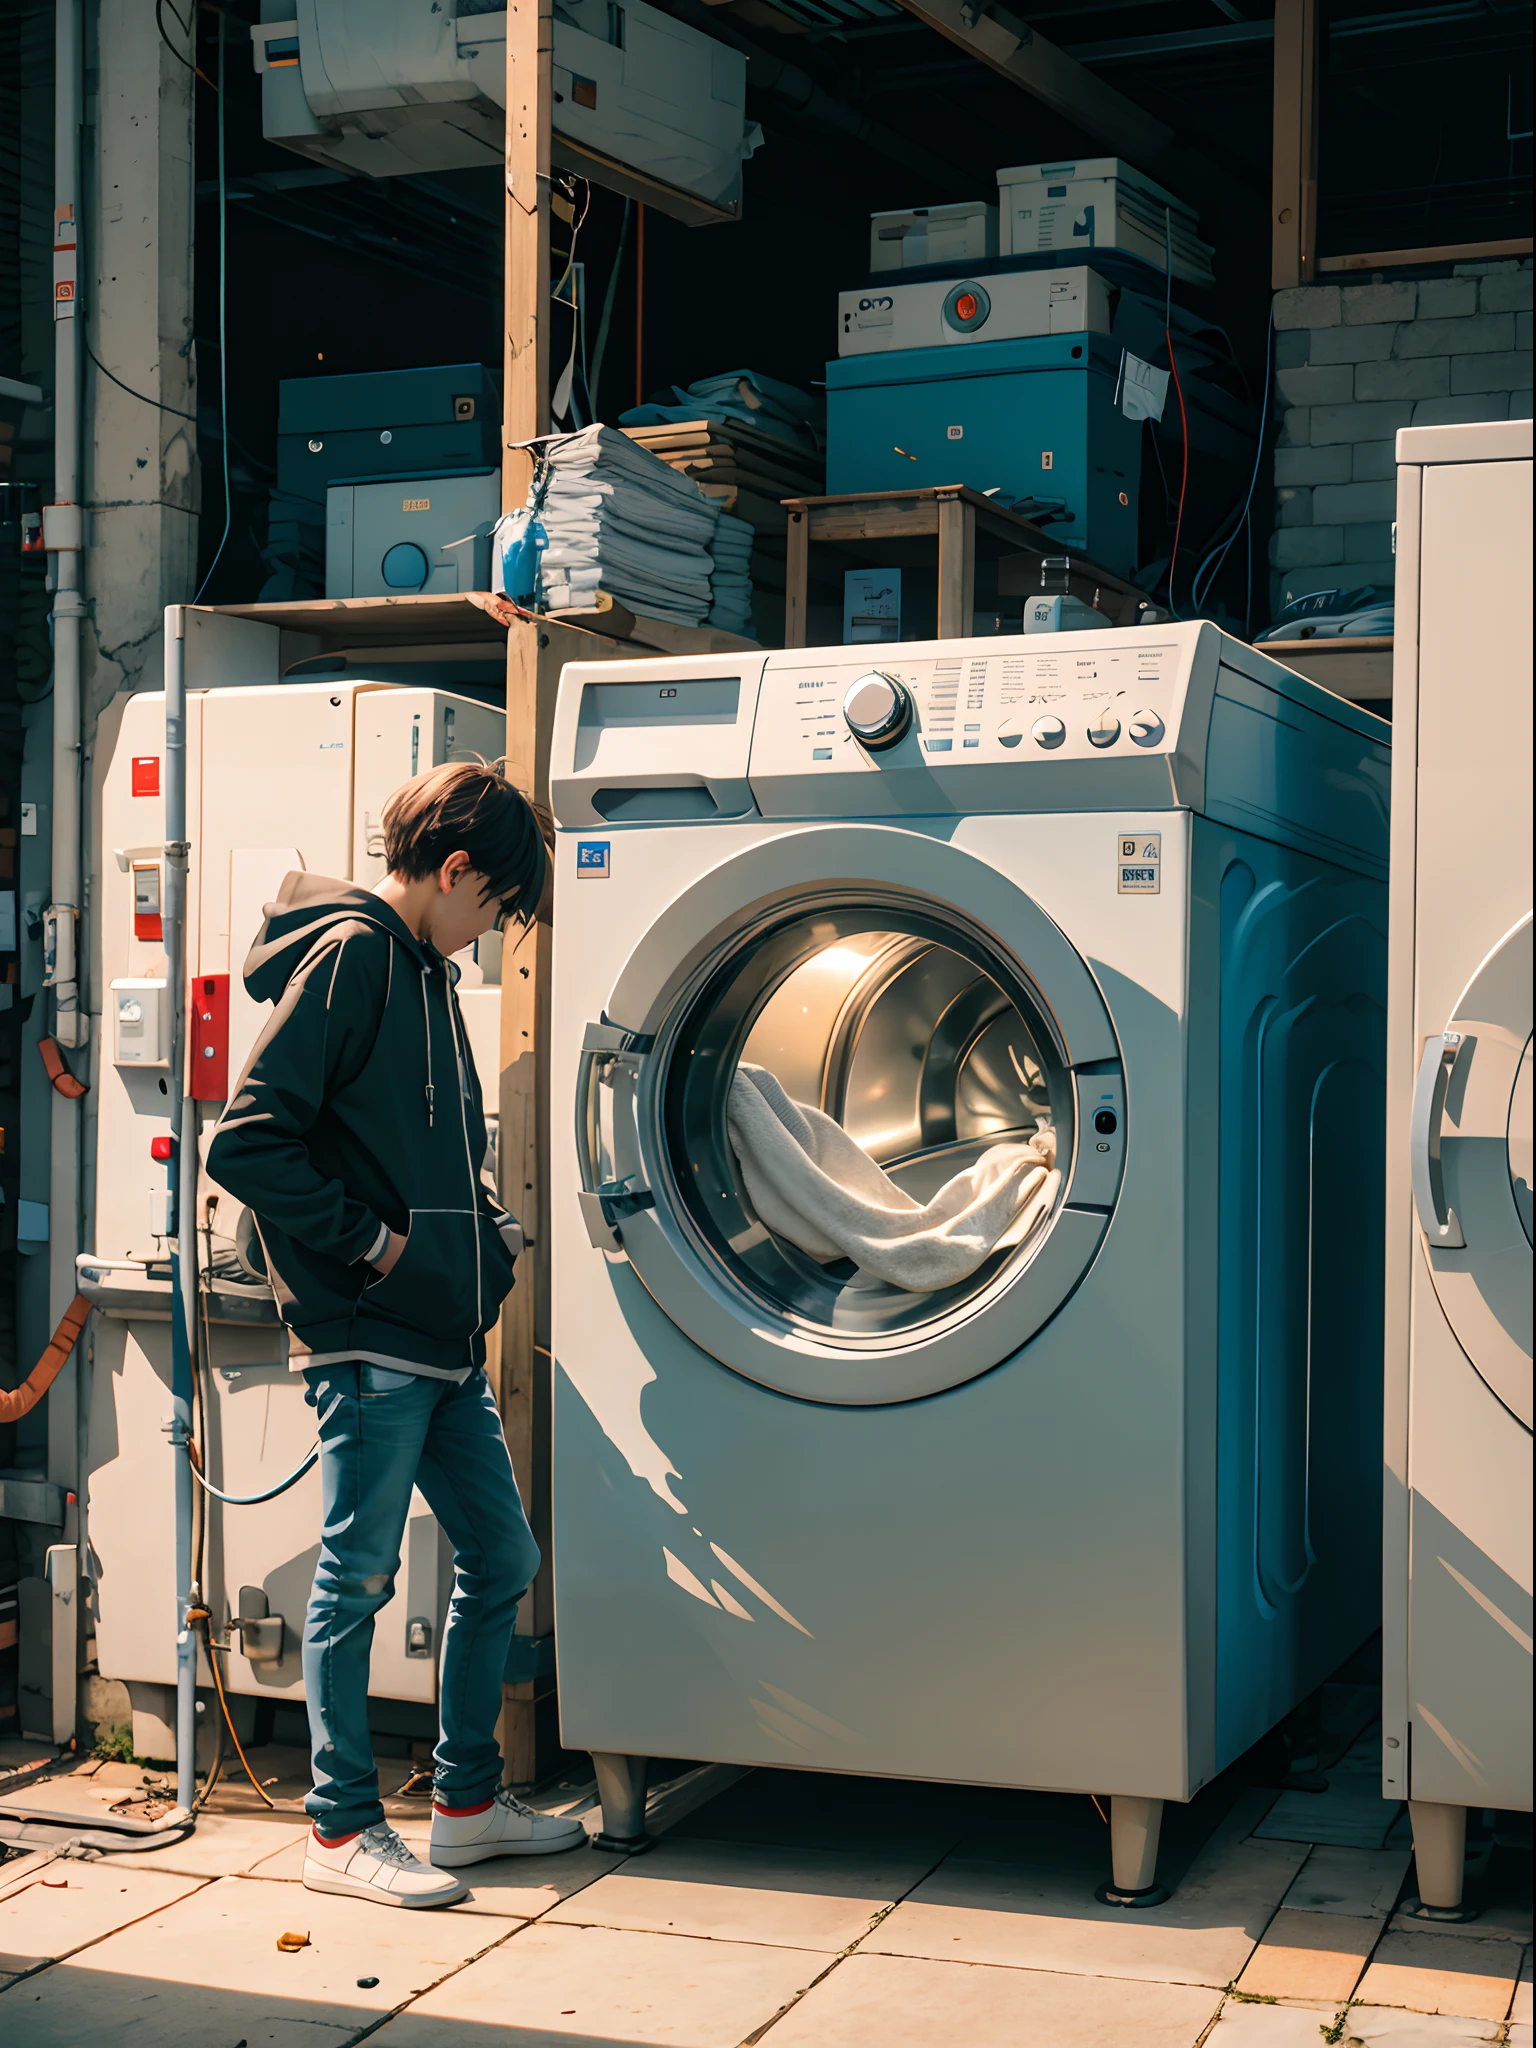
top-left (192, 10), bottom-right (230, 604)
top-left (589, 197), bottom-right (631, 419)
top-left (1163, 327), bottom-right (1190, 617)
top-left (156, 0), bottom-right (217, 91)
top-left (1189, 306), bottom-right (1276, 626)
top-left (82, 337), bottom-right (197, 422)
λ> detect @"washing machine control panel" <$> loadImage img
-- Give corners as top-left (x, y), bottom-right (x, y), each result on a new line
top-left (749, 633), bottom-right (1193, 804)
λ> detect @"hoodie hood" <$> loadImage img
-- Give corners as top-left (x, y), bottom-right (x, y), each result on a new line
top-left (243, 872), bottom-right (431, 1004)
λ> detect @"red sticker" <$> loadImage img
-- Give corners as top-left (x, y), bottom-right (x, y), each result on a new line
top-left (131, 756), bottom-right (160, 797)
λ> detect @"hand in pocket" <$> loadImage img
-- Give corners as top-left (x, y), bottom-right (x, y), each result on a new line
top-left (371, 1227), bottom-right (409, 1278)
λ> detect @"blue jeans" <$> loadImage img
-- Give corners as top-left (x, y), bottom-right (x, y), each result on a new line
top-left (300, 1362), bottom-right (540, 1837)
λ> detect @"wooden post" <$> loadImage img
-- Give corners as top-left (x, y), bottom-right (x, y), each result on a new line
top-left (1271, 0), bottom-right (1319, 291)
top-left (784, 508), bottom-right (809, 648)
top-left (936, 494), bottom-right (975, 638)
top-left (497, 0), bottom-right (553, 1782)
top-left (504, 0), bottom-right (552, 509)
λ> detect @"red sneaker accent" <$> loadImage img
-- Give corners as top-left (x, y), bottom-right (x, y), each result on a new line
top-left (312, 1825), bottom-right (362, 1846)
top-left (432, 1797), bottom-right (495, 1818)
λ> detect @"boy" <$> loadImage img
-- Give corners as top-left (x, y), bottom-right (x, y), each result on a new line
top-left (209, 759), bottom-right (583, 1908)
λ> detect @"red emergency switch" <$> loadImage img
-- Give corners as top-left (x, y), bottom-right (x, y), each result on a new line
top-left (189, 973), bottom-right (230, 1101)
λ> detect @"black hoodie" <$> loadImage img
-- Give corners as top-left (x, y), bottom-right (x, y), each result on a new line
top-left (207, 873), bottom-right (517, 1379)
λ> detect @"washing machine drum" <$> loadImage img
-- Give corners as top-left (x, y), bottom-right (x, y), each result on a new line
top-left (577, 828), bottom-right (1126, 1405)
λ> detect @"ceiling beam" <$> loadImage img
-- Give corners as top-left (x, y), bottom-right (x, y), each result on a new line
top-left (887, 0), bottom-right (1236, 199)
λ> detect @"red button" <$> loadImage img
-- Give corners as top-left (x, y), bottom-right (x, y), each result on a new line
top-left (150, 1135), bottom-right (174, 1162)
top-left (955, 293), bottom-right (978, 321)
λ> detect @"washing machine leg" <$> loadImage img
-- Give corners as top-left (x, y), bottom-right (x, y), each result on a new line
top-left (1404, 1800), bottom-right (1478, 1921)
top-left (590, 1752), bottom-right (656, 1854)
top-left (1094, 1795), bottom-right (1169, 1908)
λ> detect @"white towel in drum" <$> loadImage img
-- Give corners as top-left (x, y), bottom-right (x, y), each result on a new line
top-left (726, 1063), bottom-right (1060, 1293)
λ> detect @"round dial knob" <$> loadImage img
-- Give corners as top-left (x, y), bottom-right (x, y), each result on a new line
top-left (1031, 716), bottom-right (1066, 750)
top-left (1087, 709), bottom-right (1122, 749)
top-left (997, 718), bottom-right (1024, 749)
top-left (842, 671), bottom-right (912, 750)
top-left (1128, 708), bottom-right (1165, 748)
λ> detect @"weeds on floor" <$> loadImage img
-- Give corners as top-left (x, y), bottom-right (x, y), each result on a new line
top-left (1224, 1983), bottom-right (1278, 2004)
top-left (1319, 2008), bottom-right (1354, 2044)
top-left (89, 1724), bottom-right (139, 1764)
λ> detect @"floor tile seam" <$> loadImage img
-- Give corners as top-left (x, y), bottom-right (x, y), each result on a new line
top-left (0, 1869), bottom-right (218, 1992)
top-left (322, 1901), bottom-right (549, 2047)
top-left (731, 1829), bottom-right (1017, 2046)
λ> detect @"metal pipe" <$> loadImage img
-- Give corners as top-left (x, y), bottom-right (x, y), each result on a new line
top-left (44, 0), bottom-right (86, 1758)
top-left (164, 605), bottom-right (200, 1812)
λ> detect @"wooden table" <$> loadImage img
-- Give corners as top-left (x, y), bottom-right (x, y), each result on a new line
top-left (780, 486), bottom-right (1151, 646)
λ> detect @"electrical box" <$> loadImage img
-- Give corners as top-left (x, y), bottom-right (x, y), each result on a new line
top-left (326, 472), bottom-right (500, 598)
top-left (110, 978), bottom-right (169, 1068)
top-left (997, 158), bottom-right (1215, 288)
top-left (277, 364), bottom-right (500, 522)
top-left (255, 1), bottom-right (761, 226)
top-left (870, 202), bottom-right (997, 274)
top-left (838, 266), bottom-right (1112, 358)
top-left (87, 678), bottom-right (507, 1719)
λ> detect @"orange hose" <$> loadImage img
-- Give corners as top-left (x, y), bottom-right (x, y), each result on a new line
top-left (0, 1294), bottom-right (90, 1424)
top-left (38, 1037), bottom-right (89, 1099)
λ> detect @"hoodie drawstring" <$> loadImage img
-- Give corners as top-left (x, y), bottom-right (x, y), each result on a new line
top-left (420, 966), bottom-right (435, 1127)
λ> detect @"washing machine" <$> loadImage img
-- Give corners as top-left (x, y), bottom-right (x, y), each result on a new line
top-left (1383, 420), bottom-right (1533, 1914)
top-left (549, 623), bottom-right (1391, 1895)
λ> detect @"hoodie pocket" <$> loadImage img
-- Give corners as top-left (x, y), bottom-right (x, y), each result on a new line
top-left (362, 1209), bottom-right (483, 1341)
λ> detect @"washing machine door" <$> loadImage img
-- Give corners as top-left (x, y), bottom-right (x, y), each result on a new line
top-left (1413, 912), bottom-right (1533, 1428)
top-left (573, 826), bottom-right (1126, 1405)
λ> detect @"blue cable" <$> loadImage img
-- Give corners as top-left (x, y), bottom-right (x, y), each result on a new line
top-left (192, 14), bottom-right (230, 605)
top-left (188, 1395), bottom-right (343, 1505)
top-left (1191, 304), bottom-right (1275, 620)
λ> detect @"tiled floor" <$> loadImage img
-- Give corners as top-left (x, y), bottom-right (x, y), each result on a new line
top-left (0, 1721), bottom-right (1529, 2047)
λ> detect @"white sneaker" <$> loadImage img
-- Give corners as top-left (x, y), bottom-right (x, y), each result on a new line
top-left (304, 1822), bottom-right (468, 1907)
top-left (430, 1787), bottom-right (588, 1866)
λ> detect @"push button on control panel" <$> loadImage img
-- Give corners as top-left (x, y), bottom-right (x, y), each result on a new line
top-left (1031, 716), bottom-right (1066, 750)
top-left (1087, 710), bottom-right (1122, 749)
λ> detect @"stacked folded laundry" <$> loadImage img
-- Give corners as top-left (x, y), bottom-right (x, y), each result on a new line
top-left (708, 511), bottom-right (755, 636)
top-left (727, 1064), bottom-right (1060, 1293)
top-left (511, 423), bottom-right (724, 627)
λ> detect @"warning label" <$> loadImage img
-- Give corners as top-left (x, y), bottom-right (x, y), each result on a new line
top-left (1117, 830), bottom-right (1161, 894)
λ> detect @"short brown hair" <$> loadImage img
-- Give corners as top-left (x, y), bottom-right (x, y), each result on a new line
top-left (382, 758), bottom-right (548, 927)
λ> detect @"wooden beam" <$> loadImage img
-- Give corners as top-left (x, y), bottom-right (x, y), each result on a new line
top-left (891, 0), bottom-right (1217, 200)
top-left (784, 508), bottom-right (809, 649)
top-left (935, 494), bottom-right (975, 638)
top-left (1271, 0), bottom-right (1319, 291)
top-left (504, 0), bottom-right (552, 512)
top-left (1319, 238), bottom-right (1533, 275)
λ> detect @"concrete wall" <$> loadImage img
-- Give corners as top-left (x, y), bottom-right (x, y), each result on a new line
top-left (1268, 261), bottom-right (1533, 612)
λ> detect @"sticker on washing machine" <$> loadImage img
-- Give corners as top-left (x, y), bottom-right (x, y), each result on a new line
top-left (1117, 831), bottom-right (1160, 894)
top-left (576, 840), bottom-right (611, 879)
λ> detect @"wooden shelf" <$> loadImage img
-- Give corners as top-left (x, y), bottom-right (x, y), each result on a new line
top-left (1259, 634), bottom-right (1392, 703)
top-left (199, 591), bottom-right (758, 658)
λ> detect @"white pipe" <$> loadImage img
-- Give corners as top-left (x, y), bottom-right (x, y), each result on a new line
top-left (164, 605), bottom-right (200, 1813)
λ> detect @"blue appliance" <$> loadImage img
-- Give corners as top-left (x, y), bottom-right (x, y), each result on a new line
top-left (826, 331), bottom-right (1141, 576)
top-left (262, 363), bottom-right (501, 600)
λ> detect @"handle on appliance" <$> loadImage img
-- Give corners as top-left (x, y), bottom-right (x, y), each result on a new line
top-left (1410, 1030), bottom-right (1466, 1249)
top-left (574, 1021), bottom-right (653, 1252)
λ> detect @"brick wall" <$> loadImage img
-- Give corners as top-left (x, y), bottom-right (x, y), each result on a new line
top-left (1268, 259), bottom-right (1532, 613)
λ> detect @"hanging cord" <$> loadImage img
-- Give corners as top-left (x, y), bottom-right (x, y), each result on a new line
top-left (185, 1607), bottom-right (274, 1809)
top-left (1189, 305), bottom-right (1276, 627)
top-left (589, 197), bottom-right (631, 420)
top-left (192, 9), bottom-right (230, 603)
top-left (185, 1395), bottom-right (342, 1506)
top-left (1163, 327), bottom-right (1190, 618)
